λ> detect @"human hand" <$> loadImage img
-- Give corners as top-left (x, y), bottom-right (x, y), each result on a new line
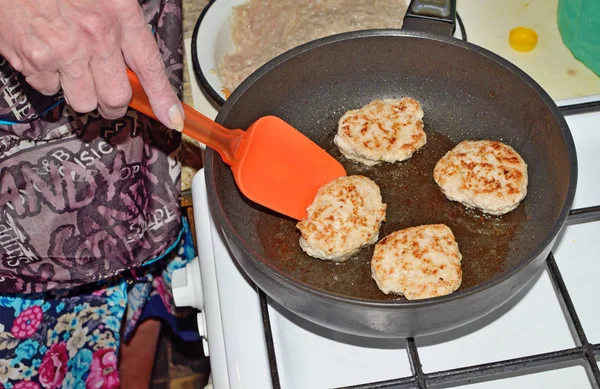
top-left (0, 0), bottom-right (184, 130)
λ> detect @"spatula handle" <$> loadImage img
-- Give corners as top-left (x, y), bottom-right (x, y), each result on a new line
top-left (126, 69), bottom-right (243, 165)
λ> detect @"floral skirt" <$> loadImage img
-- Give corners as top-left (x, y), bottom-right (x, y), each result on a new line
top-left (0, 217), bottom-right (197, 389)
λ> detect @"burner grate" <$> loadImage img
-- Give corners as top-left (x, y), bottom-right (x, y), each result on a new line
top-left (258, 103), bottom-right (600, 389)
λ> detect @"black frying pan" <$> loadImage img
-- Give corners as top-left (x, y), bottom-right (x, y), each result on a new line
top-left (203, 18), bottom-right (576, 337)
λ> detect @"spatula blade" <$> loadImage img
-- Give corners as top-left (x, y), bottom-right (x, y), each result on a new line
top-left (232, 116), bottom-right (346, 220)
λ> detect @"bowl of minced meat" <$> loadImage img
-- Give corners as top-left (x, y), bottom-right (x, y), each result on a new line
top-left (192, 0), bottom-right (410, 103)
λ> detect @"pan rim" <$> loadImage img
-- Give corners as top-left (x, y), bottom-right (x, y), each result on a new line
top-left (206, 29), bottom-right (578, 308)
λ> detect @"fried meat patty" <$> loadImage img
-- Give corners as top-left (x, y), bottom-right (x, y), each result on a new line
top-left (371, 224), bottom-right (462, 300)
top-left (334, 98), bottom-right (427, 166)
top-left (297, 176), bottom-right (386, 261)
top-left (434, 140), bottom-right (528, 215)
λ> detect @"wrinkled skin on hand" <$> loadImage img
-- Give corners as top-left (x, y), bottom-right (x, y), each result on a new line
top-left (0, 0), bottom-right (184, 130)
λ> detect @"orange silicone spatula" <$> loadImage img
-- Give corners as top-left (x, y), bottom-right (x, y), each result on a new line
top-left (126, 70), bottom-right (346, 220)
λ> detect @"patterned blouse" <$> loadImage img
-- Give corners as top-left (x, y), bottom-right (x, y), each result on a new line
top-left (0, 0), bottom-right (183, 294)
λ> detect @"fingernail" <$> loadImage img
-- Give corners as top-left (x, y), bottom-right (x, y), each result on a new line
top-left (168, 103), bottom-right (185, 132)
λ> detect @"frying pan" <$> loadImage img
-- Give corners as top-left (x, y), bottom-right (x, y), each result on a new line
top-left (202, 5), bottom-right (577, 338)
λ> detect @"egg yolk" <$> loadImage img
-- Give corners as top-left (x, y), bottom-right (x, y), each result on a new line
top-left (509, 27), bottom-right (538, 52)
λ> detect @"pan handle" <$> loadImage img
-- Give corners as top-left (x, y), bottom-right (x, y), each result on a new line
top-left (403, 0), bottom-right (456, 37)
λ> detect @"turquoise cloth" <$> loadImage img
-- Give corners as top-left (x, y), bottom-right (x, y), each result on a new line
top-left (558, 0), bottom-right (600, 76)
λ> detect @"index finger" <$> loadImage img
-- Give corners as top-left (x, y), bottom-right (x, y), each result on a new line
top-left (120, 11), bottom-right (183, 131)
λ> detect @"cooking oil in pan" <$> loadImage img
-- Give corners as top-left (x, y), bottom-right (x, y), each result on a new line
top-left (257, 131), bottom-right (528, 301)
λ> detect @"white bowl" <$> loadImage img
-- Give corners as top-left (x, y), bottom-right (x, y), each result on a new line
top-left (191, 0), bottom-right (465, 106)
top-left (192, 0), bottom-right (246, 105)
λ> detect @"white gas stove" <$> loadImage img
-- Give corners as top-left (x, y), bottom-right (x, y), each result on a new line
top-left (172, 3), bottom-right (600, 388)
